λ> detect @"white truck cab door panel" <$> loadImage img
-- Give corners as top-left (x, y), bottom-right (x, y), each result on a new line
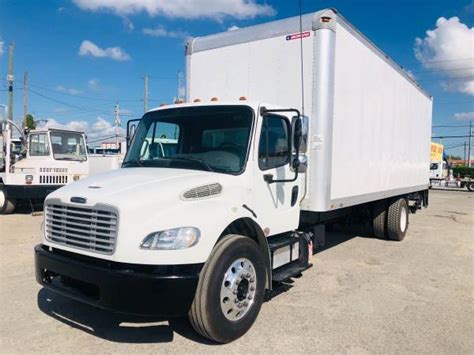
top-left (253, 113), bottom-right (301, 235)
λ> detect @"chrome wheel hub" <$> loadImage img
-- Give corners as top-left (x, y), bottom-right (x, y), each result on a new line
top-left (220, 258), bottom-right (257, 321)
top-left (0, 189), bottom-right (5, 209)
top-left (400, 206), bottom-right (407, 232)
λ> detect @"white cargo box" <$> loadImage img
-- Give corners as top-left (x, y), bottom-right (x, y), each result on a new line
top-left (186, 8), bottom-right (432, 212)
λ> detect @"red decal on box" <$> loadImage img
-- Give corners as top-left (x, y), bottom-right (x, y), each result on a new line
top-left (286, 31), bottom-right (311, 41)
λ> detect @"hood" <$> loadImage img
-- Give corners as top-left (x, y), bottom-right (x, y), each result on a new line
top-left (47, 167), bottom-right (230, 208)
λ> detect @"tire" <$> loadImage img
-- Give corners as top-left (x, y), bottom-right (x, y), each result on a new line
top-left (189, 235), bottom-right (266, 343)
top-left (0, 186), bottom-right (16, 214)
top-left (387, 198), bottom-right (409, 241)
top-left (372, 200), bottom-right (387, 239)
top-left (467, 182), bottom-right (474, 192)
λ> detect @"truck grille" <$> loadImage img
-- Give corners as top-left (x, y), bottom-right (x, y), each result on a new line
top-left (45, 203), bottom-right (118, 255)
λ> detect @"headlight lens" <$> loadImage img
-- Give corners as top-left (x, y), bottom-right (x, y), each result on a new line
top-left (140, 227), bottom-right (201, 250)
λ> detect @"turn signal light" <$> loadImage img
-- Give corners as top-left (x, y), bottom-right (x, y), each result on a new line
top-left (193, 98), bottom-right (201, 103)
top-left (210, 97), bottom-right (218, 102)
top-left (239, 96), bottom-right (247, 101)
top-left (25, 175), bottom-right (33, 185)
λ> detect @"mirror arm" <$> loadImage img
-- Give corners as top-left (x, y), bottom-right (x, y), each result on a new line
top-left (264, 156), bottom-right (300, 184)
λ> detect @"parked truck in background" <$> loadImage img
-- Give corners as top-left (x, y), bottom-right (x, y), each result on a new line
top-left (429, 142), bottom-right (447, 185)
top-left (35, 9), bottom-right (432, 343)
top-left (1, 119), bottom-right (89, 214)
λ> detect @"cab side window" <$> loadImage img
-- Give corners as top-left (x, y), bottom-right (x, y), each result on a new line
top-left (30, 134), bottom-right (50, 156)
top-left (258, 115), bottom-right (291, 170)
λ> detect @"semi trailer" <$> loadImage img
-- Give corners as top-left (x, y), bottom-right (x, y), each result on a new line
top-left (35, 9), bottom-right (432, 343)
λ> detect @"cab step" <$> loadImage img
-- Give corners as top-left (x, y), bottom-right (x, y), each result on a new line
top-left (272, 261), bottom-right (313, 283)
top-left (267, 231), bottom-right (313, 283)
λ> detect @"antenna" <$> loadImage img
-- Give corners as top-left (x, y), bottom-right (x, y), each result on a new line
top-left (298, 0), bottom-right (305, 117)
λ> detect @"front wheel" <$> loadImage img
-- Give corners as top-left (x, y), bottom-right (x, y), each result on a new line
top-left (0, 186), bottom-right (16, 214)
top-left (189, 235), bottom-right (266, 343)
top-left (467, 182), bottom-right (474, 192)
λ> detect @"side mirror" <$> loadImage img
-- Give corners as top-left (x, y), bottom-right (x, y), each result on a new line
top-left (293, 118), bottom-right (302, 152)
top-left (126, 118), bottom-right (140, 149)
top-left (291, 115), bottom-right (309, 154)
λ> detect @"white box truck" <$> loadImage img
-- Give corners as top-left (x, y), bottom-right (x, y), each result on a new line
top-left (35, 9), bottom-right (432, 343)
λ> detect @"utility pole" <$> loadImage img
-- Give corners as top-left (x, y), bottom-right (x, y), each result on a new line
top-left (464, 142), bottom-right (467, 165)
top-left (114, 102), bottom-right (121, 149)
top-left (23, 71), bottom-right (28, 127)
top-left (177, 70), bottom-right (185, 102)
top-left (468, 121), bottom-right (472, 167)
top-left (143, 74), bottom-right (149, 113)
top-left (7, 43), bottom-right (14, 122)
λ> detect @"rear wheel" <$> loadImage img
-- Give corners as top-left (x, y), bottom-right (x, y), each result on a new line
top-left (189, 235), bottom-right (266, 343)
top-left (467, 182), bottom-right (474, 192)
top-left (0, 186), bottom-right (16, 214)
top-left (387, 198), bottom-right (409, 241)
top-left (372, 200), bottom-right (387, 239)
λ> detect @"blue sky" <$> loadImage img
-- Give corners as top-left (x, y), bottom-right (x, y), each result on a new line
top-left (0, 0), bottom-right (473, 156)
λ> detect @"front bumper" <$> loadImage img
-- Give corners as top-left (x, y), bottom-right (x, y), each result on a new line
top-left (35, 244), bottom-right (202, 316)
top-left (6, 185), bottom-right (61, 199)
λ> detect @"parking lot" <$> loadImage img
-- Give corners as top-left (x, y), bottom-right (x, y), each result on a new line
top-left (0, 189), bottom-right (472, 353)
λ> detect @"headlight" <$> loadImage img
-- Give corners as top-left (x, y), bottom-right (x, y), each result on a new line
top-left (140, 227), bottom-right (200, 250)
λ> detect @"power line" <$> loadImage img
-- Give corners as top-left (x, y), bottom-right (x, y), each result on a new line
top-left (431, 135), bottom-right (474, 139)
top-left (28, 81), bottom-right (144, 102)
top-left (411, 67), bottom-right (474, 75)
top-left (433, 124), bottom-right (472, 128)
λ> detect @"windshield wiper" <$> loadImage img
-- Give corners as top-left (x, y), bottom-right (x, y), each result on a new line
top-left (55, 157), bottom-right (84, 161)
top-left (168, 156), bottom-right (215, 172)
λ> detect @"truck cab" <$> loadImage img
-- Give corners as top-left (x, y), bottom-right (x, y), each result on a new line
top-left (35, 101), bottom-right (309, 341)
top-left (0, 124), bottom-right (89, 213)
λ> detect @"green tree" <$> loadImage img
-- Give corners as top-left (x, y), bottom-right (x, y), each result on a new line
top-left (24, 114), bottom-right (36, 130)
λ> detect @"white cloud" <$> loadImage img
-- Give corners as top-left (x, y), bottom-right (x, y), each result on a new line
top-left (465, 0), bottom-right (474, 13)
top-left (453, 112), bottom-right (474, 121)
top-left (38, 117), bottom-right (126, 144)
top-left (52, 107), bottom-right (71, 114)
top-left (143, 26), bottom-right (188, 38)
top-left (405, 69), bottom-right (416, 80)
top-left (227, 25), bottom-right (240, 31)
top-left (88, 78), bottom-right (99, 90)
top-left (56, 85), bottom-right (83, 95)
top-left (414, 17), bottom-right (474, 96)
top-left (73, 0), bottom-right (275, 20)
top-left (122, 17), bottom-right (135, 32)
top-left (79, 40), bottom-right (130, 61)
top-left (0, 40), bottom-right (4, 56)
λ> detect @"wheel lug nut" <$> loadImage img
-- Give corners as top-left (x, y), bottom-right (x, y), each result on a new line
top-left (250, 286), bottom-right (255, 291)
top-left (233, 290), bottom-right (238, 295)
top-left (237, 303), bottom-right (243, 308)
top-left (248, 295), bottom-right (253, 300)
top-left (234, 298), bottom-right (239, 303)
top-left (243, 301), bottom-right (248, 306)
top-left (246, 273), bottom-right (251, 278)
top-left (250, 277), bottom-right (255, 282)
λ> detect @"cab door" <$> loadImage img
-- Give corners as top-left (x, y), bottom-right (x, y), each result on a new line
top-left (252, 112), bottom-right (301, 236)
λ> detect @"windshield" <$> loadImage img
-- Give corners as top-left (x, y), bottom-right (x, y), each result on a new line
top-left (50, 131), bottom-right (87, 161)
top-left (123, 106), bottom-right (253, 174)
